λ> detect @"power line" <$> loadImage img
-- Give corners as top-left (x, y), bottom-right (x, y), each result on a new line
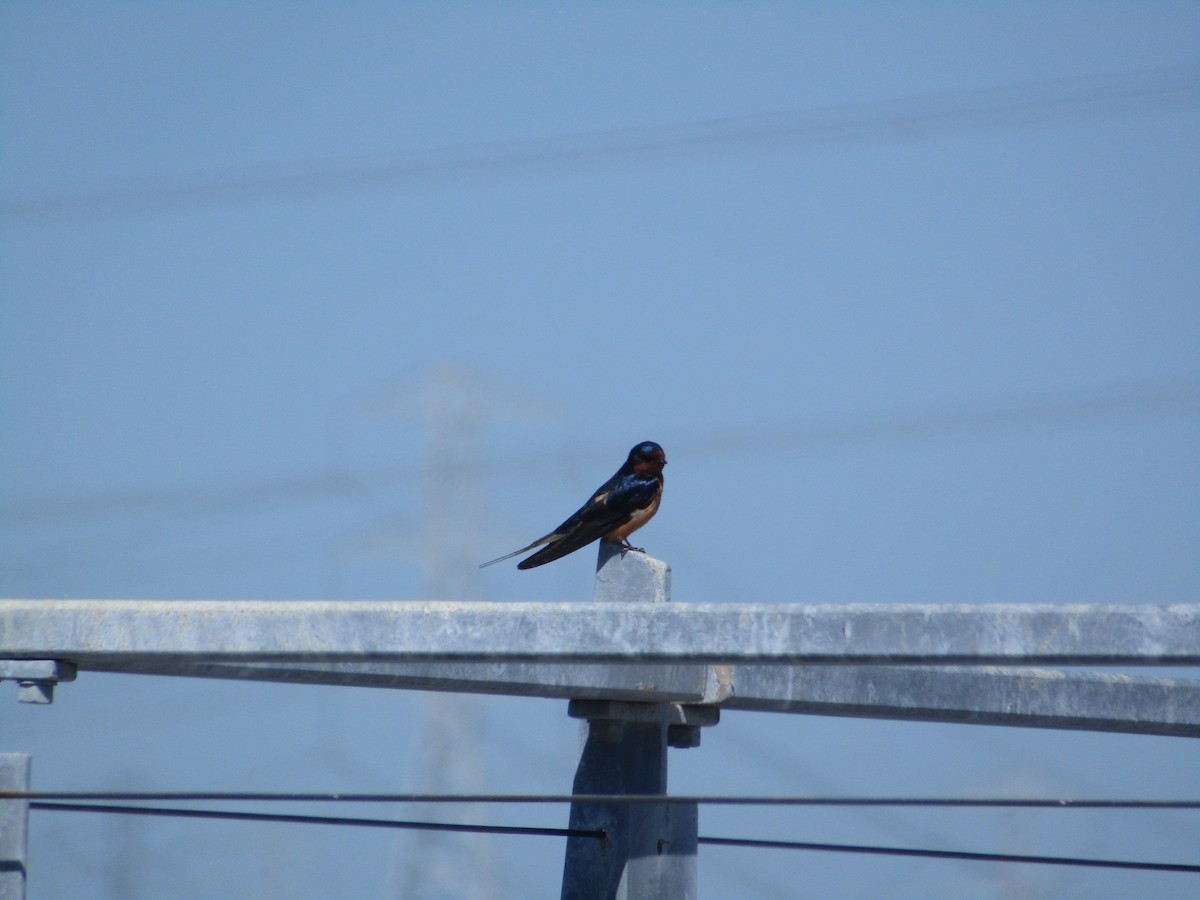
top-left (4, 377), bottom-right (1195, 526)
top-left (28, 802), bottom-right (1200, 873)
top-left (693, 377), bottom-right (1200, 456)
top-left (3, 66), bottom-right (1196, 222)
top-left (28, 802), bottom-right (600, 841)
top-left (696, 835), bottom-right (1200, 874)
top-left (8, 792), bottom-right (1200, 808)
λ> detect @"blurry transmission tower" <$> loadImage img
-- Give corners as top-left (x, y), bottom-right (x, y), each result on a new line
top-left (357, 361), bottom-right (550, 900)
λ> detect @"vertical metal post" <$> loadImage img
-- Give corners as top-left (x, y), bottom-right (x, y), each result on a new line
top-left (0, 754), bottom-right (30, 900)
top-left (560, 544), bottom-right (699, 900)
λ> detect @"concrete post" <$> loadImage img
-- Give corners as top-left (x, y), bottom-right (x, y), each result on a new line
top-left (560, 543), bottom-right (699, 900)
top-left (0, 754), bottom-right (30, 900)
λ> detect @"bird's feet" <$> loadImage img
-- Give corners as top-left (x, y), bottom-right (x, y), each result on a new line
top-left (618, 539), bottom-right (646, 556)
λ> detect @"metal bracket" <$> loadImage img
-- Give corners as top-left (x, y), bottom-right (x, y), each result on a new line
top-left (568, 699), bottom-right (720, 749)
top-left (0, 660), bottom-right (77, 704)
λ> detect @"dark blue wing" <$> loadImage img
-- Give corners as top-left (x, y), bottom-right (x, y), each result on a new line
top-left (515, 474), bottom-right (659, 569)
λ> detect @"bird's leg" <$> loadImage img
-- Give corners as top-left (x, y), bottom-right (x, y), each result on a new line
top-left (619, 538), bottom-right (646, 555)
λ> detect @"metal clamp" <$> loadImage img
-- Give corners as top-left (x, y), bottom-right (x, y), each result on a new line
top-left (0, 659), bottom-right (77, 704)
top-left (568, 699), bottom-right (720, 749)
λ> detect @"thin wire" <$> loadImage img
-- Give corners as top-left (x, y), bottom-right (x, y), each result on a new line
top-left (28, 803), bottom-right (1200, 873)
top-left (29, 802), bottom-right (601, 841)
top-left (697, 836), bottom-right (1200, 874)
top-left (3, 66), bottom-right (1196, 221)
top-left (7, 791), bottom-right (1200, 808)
top-left (4, 377), bottom-right (1197, 525)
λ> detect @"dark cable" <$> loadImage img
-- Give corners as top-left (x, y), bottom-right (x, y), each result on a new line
top-left (697, 835), bottom-right (1200, 874)
top-left (28, 803), bottom-right (1199, 873)
top-left (29, 802), bottom-right (602, 841)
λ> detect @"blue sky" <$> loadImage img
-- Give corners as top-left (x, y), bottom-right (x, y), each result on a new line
top-left (3, 3), bottom-right (1199, 898)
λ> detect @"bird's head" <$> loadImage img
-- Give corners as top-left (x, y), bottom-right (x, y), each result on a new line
top-left (628, 441), bottom-right (667, 476)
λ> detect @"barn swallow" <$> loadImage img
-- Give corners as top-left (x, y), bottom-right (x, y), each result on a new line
top-left (481, 441), bottom-right (666, 570)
